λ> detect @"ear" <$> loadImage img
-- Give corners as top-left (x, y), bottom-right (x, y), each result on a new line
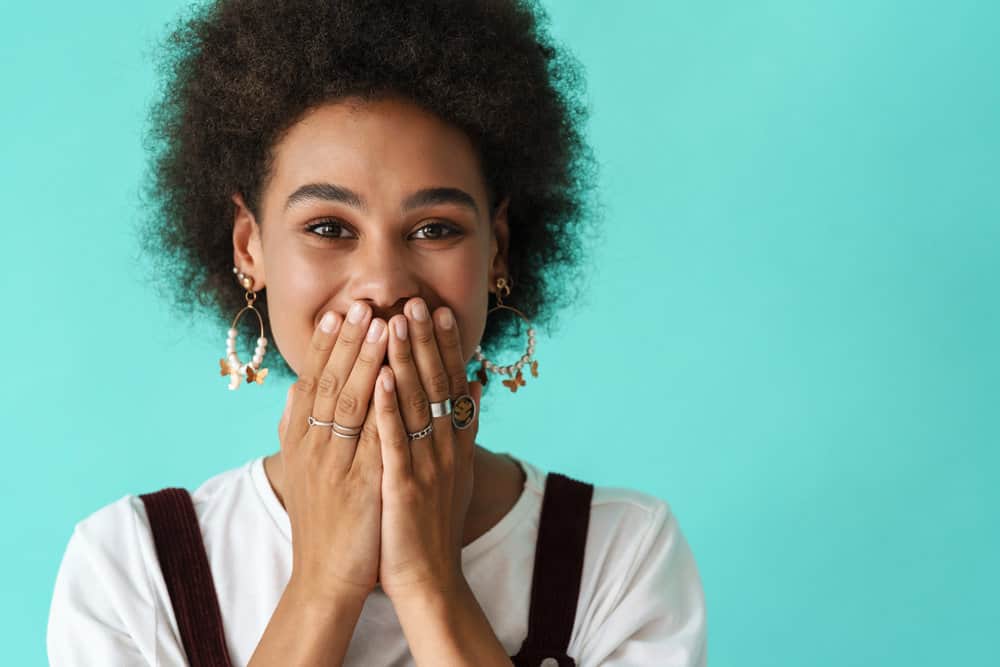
top-left (488, 195), bottom-right (511, 289)
top-left (231, 192), bottom-right (266, 289)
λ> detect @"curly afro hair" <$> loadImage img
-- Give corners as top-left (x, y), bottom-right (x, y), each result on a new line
top-left (138, 0), bottom-right (600, 390)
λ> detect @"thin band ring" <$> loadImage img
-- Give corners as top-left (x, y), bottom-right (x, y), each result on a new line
top-left (308, 415), bottom-right (336, 427)
top-left (332, 422), bottom-right (362, 437)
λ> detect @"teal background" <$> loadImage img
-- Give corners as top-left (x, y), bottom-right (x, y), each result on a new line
top-left (2, 1), bottom-right (997, 664)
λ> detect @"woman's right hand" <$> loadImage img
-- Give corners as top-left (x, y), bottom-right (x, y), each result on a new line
top-left (276, 301), bottom-right (389, 604)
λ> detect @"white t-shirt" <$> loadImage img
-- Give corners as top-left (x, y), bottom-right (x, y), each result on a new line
top-left (47, 453), bottom-right (707, 666)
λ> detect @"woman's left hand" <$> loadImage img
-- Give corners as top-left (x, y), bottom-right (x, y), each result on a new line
top-left (373, 297), bottom-right (482, 602)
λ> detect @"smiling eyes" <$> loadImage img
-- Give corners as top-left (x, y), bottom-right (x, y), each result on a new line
top-left (305, 219), bottom-right (462, 242)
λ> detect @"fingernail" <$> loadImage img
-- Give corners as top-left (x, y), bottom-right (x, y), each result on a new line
top-left (393, 317), bottom-right (408, 340)
top-left (438, 308), bottom-right (454, 329)
top-left (381, 370), bottom-right (395, 392)
top-left (366, 319), bottom-right (385, 342)
top-left (348, 302), bottom-right (366, 324)
top-left (320, 311), bottom-right (337, 333)
top-left (411, 300), bottom-right (429, 321)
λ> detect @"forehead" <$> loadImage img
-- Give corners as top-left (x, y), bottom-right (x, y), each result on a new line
top-left (266, 96), bottom-right (488, 208)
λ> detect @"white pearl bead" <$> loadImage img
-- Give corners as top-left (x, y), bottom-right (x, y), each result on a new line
top-left (227, 328), bottom-right (237, 338)
top-left (228, 353), bottom-right (238, 364)
top-left (252, 356), bottom-right (263, 365)
top-left (257, 337), bottom-right (267, 345)
top-left (516, 361), bottom-right (524, 369)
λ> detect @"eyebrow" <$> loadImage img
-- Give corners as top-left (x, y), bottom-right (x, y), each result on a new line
top-left (284, 183), bottom-right (480, 216)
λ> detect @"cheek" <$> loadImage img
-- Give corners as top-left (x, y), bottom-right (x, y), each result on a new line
top-left (264, 259), bottom-right (339, 376)
top-left (440, 265), bottom-right (489, 365)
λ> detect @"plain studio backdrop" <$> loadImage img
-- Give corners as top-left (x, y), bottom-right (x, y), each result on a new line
top-left (2, 1), bottom-right (997, 665)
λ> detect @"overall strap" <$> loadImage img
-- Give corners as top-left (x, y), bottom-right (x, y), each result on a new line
top-left (511, 472), bottom-right (595, 667)
top-left (139, 488), bottom-right (234, 667)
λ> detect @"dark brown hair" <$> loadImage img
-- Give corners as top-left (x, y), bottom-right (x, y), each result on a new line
top-left (138, 0), bottom-right (600, 390)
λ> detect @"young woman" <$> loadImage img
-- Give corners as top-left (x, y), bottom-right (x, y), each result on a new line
top-left (47, 1), bottom-right (706, 665)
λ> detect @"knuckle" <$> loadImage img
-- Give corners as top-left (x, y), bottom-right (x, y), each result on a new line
top-left (428, 371), bottom-right (450, 397)
top-left (413, 327), bottom-right (435, 346)
top-left (398, 480), bottom-right (420, 503)
top-left (378, 394), bottom-right (397, 414)
top-left (449, 371), bottom-right (468, 393)
top-left (361, 417), bottom-right (380, 443)
top-left (391, 344), bottom-right (413, 365)
top-left (407, 388), bottom-right (430, 414)
top-left (439, 330), bottom-right (461, 352)
top-left (355, 347), bottom-right (379, 368)
top-left (310, 335), bottom-right (335, 353)
top-left (336, 328), bottom-right (361, 347)
top-left (316, 370), bottom-right (342, 397)
top-left (337, 392), bottom-right (361, 415)
top-left (294, 376), bottom-right (317, 395)
top-left (420, 465), bottom-right (440, 486)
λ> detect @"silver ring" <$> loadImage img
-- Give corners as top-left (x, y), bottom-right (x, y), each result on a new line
top-left (332, 422), bottom-right (363, 437)
top-left (307, 415), bottom-right (336, 427)
top-left (429, 398), bottom-right (452, 418)
top-left (407, 422), bottom-right (434, 440)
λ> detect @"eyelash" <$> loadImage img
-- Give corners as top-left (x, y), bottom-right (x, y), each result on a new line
top-left (305, 220), bottom-right (462, 242)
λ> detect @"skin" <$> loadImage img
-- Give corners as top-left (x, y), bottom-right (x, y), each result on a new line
top-left (233, 95), bottom-right (525, 544)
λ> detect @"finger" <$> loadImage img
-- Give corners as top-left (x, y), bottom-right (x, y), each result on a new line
top-left (374, 366), bottom-right (411, 482)
top-left (310, 303), bottom-right (377, 472)
top-left (285, 310), bottom-right (343, 452)
top-left (333, 317), bottom-right (389, 437)
top-left (404, 298), bottom-right (450, 403)
top-left (311, 301), bottom-right (372, 427)
top-left (433, 305), bottom-right (476, 465)
top-left (386, 315), bottom-right (431, 434)
top-left (404, 298), bottom-right (451, 468)
top-left (387, 313), bottom-right (435, 480)
top-left (351, 394), bottom-right (384, 481)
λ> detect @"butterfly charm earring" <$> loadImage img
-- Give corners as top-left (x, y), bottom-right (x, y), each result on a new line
top-left (473, 276), bottom-right (539, 394)
top-left (219, 267), bottom-right (269, 390)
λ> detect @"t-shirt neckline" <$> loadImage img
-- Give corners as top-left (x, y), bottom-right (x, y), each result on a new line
top-left (248, 450), bottom-right (543, 563)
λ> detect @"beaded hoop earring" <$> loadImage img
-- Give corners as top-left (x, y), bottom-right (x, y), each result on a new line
top-left (473, 277), bottom-right (538, 393)
top-left (218, 267), bottom-right (269, 390)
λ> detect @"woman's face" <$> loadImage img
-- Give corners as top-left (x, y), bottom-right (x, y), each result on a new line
top-left (231, 96), bottom-right (510, 376)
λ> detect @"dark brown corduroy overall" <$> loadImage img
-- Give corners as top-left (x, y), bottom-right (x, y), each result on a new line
top-left (140, 471), bottom-right (594, 667)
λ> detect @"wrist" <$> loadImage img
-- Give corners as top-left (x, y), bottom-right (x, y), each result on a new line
top-left (285, 573), bottom-right (371, 611)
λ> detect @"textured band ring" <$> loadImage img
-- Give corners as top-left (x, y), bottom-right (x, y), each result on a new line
top-left (407, 422), bottom-right (434, 441)
top-left (429, 398), bottom-right (452, 418)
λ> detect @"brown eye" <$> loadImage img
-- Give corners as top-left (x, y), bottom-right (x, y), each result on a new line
top-left (411, 222), bottom-right (461, 240)
top-left (306, 220), bottom-right (354, 240)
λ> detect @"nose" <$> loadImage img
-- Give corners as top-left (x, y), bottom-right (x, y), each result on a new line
top-left (347, 233), bottom-right (418, 320)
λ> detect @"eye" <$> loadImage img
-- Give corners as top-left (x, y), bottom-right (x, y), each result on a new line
top-left (411, 221), bottom-right (462, 240)
top-left (305, 220), bottom-right (355, 240)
